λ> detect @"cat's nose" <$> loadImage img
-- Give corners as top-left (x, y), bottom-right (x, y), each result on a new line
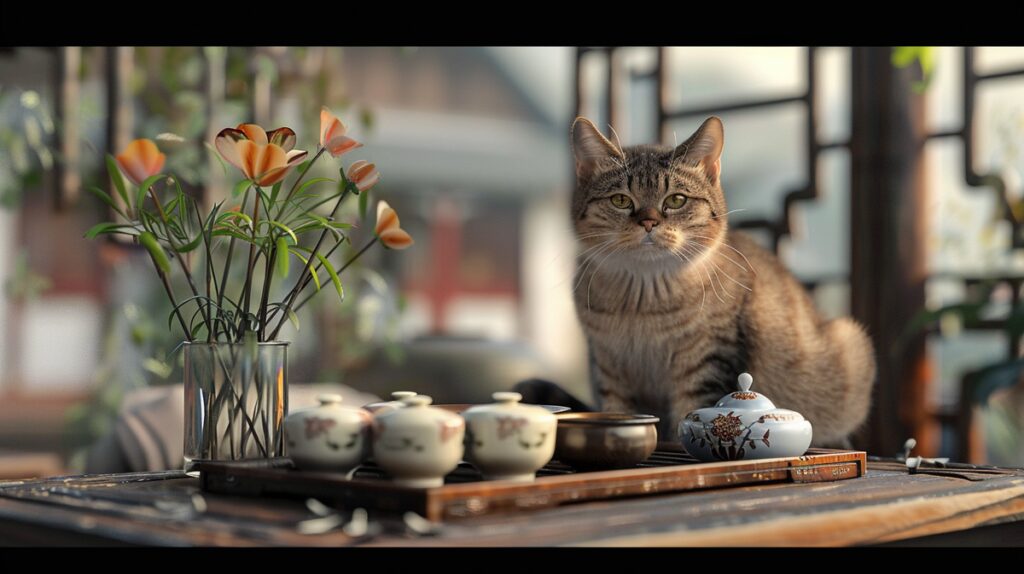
top-left (640, 219), bottom-right (659, 233)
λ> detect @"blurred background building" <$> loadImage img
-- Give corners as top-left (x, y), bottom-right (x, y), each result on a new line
top-left (2, 46), bottom-right (1024, 474)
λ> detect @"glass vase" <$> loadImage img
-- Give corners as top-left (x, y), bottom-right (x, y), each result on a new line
top-left (183, 341), bottom-right (289, 471)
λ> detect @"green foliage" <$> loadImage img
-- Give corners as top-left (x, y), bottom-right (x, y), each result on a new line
top-left (0, 88), bottom-right (57, 209)
top-left (892, 47), bottom-right (936, 94)
top-left (86, 122), bottom-right (389, 345)
top-left (2, 252), bottom-right (52, 301)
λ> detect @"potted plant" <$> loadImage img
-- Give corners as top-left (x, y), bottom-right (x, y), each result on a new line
top-left (86, 107), bottom-right (413, 470)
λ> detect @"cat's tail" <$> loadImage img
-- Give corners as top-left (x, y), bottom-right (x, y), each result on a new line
top-left (821, 317), bottom-right (877, 444)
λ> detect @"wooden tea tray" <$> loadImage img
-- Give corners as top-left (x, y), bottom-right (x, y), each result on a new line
top-left (198, 443), bottom-right (866, 522)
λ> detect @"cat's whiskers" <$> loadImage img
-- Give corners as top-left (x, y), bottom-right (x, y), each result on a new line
top-left (576, 231), bottom-right (625, 241)
top-left (687, 241), bottom-right (742, 299)
top-left (682, 242), bottom-right (726, 305)
top-left (551, 237), bottom-right (618, 290)
top-left (709, 208), bottom-right (746, 220)
top-left (573, 238), bottom-right (617, 282)
top-left (707, 255), bottom-right (753, 293)
top-left (686, 233), bottom-right (757, 276)
top-left (587, 243), bottom-right (628, 311)
top-left (707, 257), bottom-right (737, 300)
top-left (550, 232), bottom-right (624, 276)
top-left (668, 246), bottom-right (705, 314)
top-left (573, 239), bottom-right (620, 294)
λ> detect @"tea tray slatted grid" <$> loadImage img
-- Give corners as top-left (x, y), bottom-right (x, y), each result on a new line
top-left (198, 443), bottom-right (866, 522)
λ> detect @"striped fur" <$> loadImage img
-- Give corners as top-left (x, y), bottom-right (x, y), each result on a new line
top-left (570, 117), bottom-right (876, 447)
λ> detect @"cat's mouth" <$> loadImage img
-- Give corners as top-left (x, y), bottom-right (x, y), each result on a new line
top-left (640, 234), bottom-right (657, 246)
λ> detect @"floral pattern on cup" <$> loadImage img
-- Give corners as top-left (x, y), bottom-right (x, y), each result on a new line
top-left (462, 392), bottom-right (556, 482)
top-left (283, 395), bottom-right (372, 473)
top-left (686, 411), bottom-right (771, 461)
top-left (679, 373), bottom-right (812, 462)
top-left (371, 395), bottom-right (465, 488)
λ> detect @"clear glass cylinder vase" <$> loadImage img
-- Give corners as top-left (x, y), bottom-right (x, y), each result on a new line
top-left (183, 341), bottom-right (289, 471)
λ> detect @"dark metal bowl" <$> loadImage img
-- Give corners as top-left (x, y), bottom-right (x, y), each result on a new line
top-left (553, 412), bottom-right (659, 470)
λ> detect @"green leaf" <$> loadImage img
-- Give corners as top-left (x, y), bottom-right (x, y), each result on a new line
top-left (315, 253), bottom-right (344, 303)
top-left (275, 237), bottom-right (290, 278)
top-left (232, 180), bottom-right (251, 198)
top-left (219, 210), bottom-right (253, 229)
top-left (294, 177), bottom-right (334, 198)
top-left (87, 186), bottom-right (128, 218)
top-left (139, 231), bottom-right (170, 274)
top-left (212, 228), bottom-right (256, 243)
top-left (288, 248), bottom-right (321, 292)
top-left (359, 188), bottom-right (370, 221)
top-left (266, 220), bottom-right (298, 244)
top-left (287, 307), bottom-right (300, 332)
top-left (135, 174), bottom-right (168, 211)
top-left (105, 154), bottom-right (129, 208)
top-left (172, 232), bottom-right (204, 253)
top-left (269, 180), bottom-right (283, 206)
top-left (84, 222), bottom-right (138, 239)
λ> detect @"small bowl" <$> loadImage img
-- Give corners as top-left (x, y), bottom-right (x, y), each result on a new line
top-left (435, 404), bottom-right (571, 415)
top-left (553, 412), bottom-right (659, 470)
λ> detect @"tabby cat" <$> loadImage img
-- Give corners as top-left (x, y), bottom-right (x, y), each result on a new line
top-left (570, 116), bottom-right (875, 447)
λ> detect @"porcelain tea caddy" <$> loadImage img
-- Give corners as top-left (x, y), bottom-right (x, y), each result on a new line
top-left (363, 391), bottom-right (417, 414)
top-left (678, 373), bottom-right (812, 462)
top-left (461, 391), bottom-right (557, 482)
top-left (371, 394), bottom-right (465, 487)
top-left (283, 394), bottom-right (373, 472)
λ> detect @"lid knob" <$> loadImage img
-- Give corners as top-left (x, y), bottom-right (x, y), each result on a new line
top-left (492, 391), bottom-right (522, 404)
top-left (391, 391), bottom-right (417, 401)
top-left (401, 395), bottom-right (433, 407)
top-left (317, 394), bottom-right (344, 406)
top-left (738, 373), bottom-right (753, 393)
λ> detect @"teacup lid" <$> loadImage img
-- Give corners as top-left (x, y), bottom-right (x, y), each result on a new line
top-left (317, 393), bottom-right (344, 406)
top-left (377, 394), bottom-right (464, 428)
top-left (401, 395), bottom-right (433, 407)
top-left (713, 373), bottom-right (777, 411)
top-left (463, 392), bottom-right (556, 422)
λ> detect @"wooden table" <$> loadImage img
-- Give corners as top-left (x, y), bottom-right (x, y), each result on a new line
top-left (0, 459), bottom-right (1022, 546)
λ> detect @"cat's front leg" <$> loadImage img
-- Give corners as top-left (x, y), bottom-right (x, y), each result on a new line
top-left (588, 348), bottom-right (635, 413)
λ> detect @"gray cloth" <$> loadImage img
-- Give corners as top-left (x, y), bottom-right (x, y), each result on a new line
top-left (84, 384), bottom-right (380, 473)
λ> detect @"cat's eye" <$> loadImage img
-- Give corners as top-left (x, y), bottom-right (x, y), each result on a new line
top-left (610, 194), bottom-right (633, 209)
top-left (663, 194), bottom-right (687, 210)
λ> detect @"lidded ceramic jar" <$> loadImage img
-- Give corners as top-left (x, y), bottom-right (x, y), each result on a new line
top-left (678, 373), bottom-right (812, 462)
top-left (371, 395), bottom-right (465, 488)
top-left (462, 391), bottom-right (557, 482)
top-left (283, 394), bottom-right (373, 472)
top-left (363, 391), bottom-right (417, 414)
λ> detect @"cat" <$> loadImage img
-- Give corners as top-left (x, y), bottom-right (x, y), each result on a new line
top-left (570, 115), bottom-right (876, 448)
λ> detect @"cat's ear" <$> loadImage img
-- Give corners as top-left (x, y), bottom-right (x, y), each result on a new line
top-left (572, 117), bottom-right (625, 178)
top-left (673, 116), bottom-right (724, 185)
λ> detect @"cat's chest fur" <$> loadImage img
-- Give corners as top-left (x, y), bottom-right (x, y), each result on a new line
top-left (573, 264), bottom-right (743, 417)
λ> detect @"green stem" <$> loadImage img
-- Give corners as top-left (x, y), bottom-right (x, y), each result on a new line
top-left (238, 188), bottom-right (262, 339)
top-left (217, 188), bottom-right (249, 340)
top-left (157, 267), bottom-right (192, 342)
top-left (275, 146), bottom-right (326, 221)
top-left (292, 237), bottom-right (378, 314)
top-left (147, 186), bottom-right (212, 334)
top-left (267, 185), bottom-right (352, 340)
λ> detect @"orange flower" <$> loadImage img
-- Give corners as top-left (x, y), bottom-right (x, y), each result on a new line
top-left (215, 124), bottom-right (307, 187)
top-left (116, 139), bottom-right (166, 185)
top-left (346, 160), bottom-right (380, 193)
top-left (320, 107), bottom-right (362, 157)
top-left (375, 200), bottom-right (413, 250)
